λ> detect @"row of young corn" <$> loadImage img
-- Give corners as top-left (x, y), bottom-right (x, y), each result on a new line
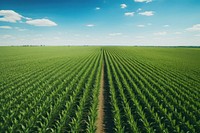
top-left (103, 47), bottom-right (200, 133)
top-left (1, 47), bottom-right (199, 133)
top-left (0, 48), bottom-right (102, 132)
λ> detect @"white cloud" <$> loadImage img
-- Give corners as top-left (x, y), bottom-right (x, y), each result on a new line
top-left (86, 24), bottom-right (95, 27)
top-left (134, 0), bottom-right (152, 3)
top-left (137, 25), bottom-right (145, 28)
top-left (26, 19), bottom-right (57, 26)
top-left (1, 34), bottom-right (14, 39)
top-left (174, 32), bottom-right (182, 35)
top-left (0, 10), bottom-right (23, 23)
top-left (95, 7), bottom-right (100, 10)
top-left (163, 25), bottom-right (170, 27)
top-left (0, 10), bottom-right (58, 27)
top-left (186, 24), bottom-right (200, 31)
top-left (124, 12), bottom-right (134, 16)
top-left (137, 8), bottom-right (142, 12)
top-left (139, 11), bottom-right (154, 16)
top-left (154, 31), bottom-right (167, 36)
top-left (120, 4), bottom-right (127, 9)
top-left (0, 26), bottom-right (12, 29)
top-left (109, 33), bottom-right (122, 36)
top-left (147, 23), bottom-right (152, 26)
top-left (24, 17), bottom-right (32, 20)
top-left (15, 27), bottom-right (27, 31)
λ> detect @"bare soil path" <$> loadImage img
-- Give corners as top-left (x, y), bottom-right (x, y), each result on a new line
top-left (96, 62), bottom-right (105, 133)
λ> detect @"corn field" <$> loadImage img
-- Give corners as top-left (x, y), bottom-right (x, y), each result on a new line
top-left (0, 46), bottom-right (199, 133)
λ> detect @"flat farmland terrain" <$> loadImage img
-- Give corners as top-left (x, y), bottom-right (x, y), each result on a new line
top-left (0, 46), bottom-right (199, 133)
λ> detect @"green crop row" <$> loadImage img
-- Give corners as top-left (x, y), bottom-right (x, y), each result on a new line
top-left (0, 47), bottom-right (102, 132)
top-left (0, 46), bottom-right (199, 133)
top-left (103, 47), bottom-right (200, 133)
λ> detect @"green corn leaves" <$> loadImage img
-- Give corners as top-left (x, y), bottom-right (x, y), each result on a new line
top-left (0, 47), bottom-right (199, 133)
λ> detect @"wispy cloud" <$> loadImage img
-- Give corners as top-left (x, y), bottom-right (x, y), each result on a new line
top-left (163, 25), bottom-right (170, 27)
top-left (26, 19), bottom-right (57, 26)
top-left (0, 26), bottom-right (27, 31)
top-left (2, 34), bottom-right (14, 39)
top-left (120, 4), bottom-right (127, 9)
top-left (174, 32), bottom-right (182, 35)
top-left (95, 7), bottom-right (100, 10)
top-left (15, 27), bottom-right (27, 31)
top-left (137, 25), bottom-right (145, 28)
top-left (0, 26), bottom-right (12, 29)
top-left (109, 33), bottom-right (122, 36)
top-left (0, 10), bottom-right (22, 23)
top-left (124, 12), bottom-right (134, 16)
top-left (86, 24), bottom-right (95, 27)
top-left (136, 8), bottom-right (142, 12)
top-left (139, 11), bottom-right (154, 16)
top-left (154, 31), bottom-right (167, 36)
top-left (186, 24), bottom-right (200, 31)
top-left (134, 0), bottom-right (152, 3)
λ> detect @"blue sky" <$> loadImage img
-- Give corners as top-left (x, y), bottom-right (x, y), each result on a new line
top-left (0, 0), bottom-right (200, 46)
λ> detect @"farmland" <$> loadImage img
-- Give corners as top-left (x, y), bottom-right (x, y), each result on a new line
top-left (0, 46), bottom-right (200, 133)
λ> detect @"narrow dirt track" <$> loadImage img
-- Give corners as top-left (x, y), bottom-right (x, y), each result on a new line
top-left (96, 62), bottom-right (105, 133)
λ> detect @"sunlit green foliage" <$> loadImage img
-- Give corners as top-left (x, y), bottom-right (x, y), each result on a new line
top-left (0, 47), bottom-right (102, 132)
top-left (103, 47), bottom-right (200, 133)
top-left (0, 46), bottom-right (199, 133)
